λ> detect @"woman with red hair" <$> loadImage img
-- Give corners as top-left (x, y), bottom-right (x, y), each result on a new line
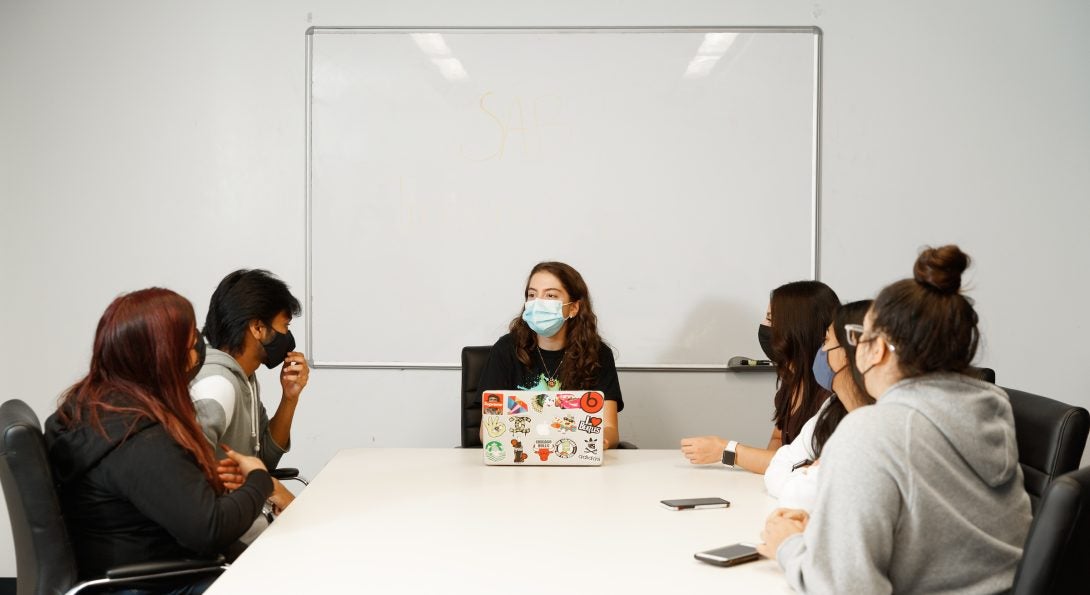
top-left (45, 288), bottom-right (284, 593)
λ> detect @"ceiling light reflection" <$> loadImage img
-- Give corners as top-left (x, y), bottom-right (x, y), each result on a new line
top-left (684, 32), bottom-right (739, 79)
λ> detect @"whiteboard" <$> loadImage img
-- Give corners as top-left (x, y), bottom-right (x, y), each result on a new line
top-left (305, 27), bottom-right (821, 369)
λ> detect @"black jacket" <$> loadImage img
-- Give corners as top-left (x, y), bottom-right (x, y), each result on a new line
top-left (44, 395), bottom-right (273, 578)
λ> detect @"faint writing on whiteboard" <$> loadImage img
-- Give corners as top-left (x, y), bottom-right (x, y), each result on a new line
top-left (459, 92), bottom-right (569, 162)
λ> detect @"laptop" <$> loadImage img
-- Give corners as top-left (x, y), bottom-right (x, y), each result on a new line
top-left (481, 390), bottom-right (606, 466)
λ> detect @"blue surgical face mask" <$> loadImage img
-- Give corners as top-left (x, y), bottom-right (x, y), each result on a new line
top-left (811, 346), bottom-right (843, 393)
top-left (522, 299), bottom-right (570, 338)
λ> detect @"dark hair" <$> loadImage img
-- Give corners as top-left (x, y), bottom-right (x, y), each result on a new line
top-left (872, 245), bottom-right (978, 377)
top-left (57, 288), bottom-right (222, 491)
top-left (811, 300), bottom-right (875, 458)
top-left (769, 280), bottom-right (840, 444)
top-left (203, 269), bottom-right (301, 355)
top-left (509, 262), bottom-right (604, 389)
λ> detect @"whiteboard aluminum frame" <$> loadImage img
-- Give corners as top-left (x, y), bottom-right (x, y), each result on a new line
top-left (304, 26), bottom-right (823, 371)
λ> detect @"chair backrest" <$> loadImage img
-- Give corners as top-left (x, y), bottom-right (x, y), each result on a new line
top-left (1012, 465), bottom-right (1090, 594)
top-left (1003, 387), bottom-right (1090, 513)
top-left (0, 399), bottom-right (79, 595)
top-left (460, 346), bottom-right (492, 448)
top-left (969, 367), bottom-right (996, 383)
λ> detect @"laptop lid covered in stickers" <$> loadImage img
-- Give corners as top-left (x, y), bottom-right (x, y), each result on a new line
top-left (481, 390), bottom-right (606, 466)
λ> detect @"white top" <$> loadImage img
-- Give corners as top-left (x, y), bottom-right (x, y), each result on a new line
top-left (764, 398), bottom-right (830, 499)
top-left (206, 448), bottom-right (793, 594)
top-left (778, 461), bottom-right (821, 512)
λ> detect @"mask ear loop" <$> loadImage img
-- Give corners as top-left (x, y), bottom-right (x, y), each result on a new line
top-left (258, 322), bottom-right (274, 346)
top-left (857, 336), bottom-right (891, 377)
top-left (564, 300), bottom-right (577, 320)
top-left (825, 345), bottom-right (845, 377)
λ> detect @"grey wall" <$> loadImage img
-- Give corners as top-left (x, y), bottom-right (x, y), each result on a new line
top-left (2, 0), bottom-right (1088, 578)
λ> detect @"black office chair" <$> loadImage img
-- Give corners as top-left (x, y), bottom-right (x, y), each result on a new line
top-left (461, 346), bottom-right (492, 448)
top-left (270, 468), bottom-right (309, 487)
top-left (1012, 465), bottom-right (1090, 594)
top-left (1003, 387), bottom-right (1090, 513)
top-left (0, 399), bottom-right (227, 594)
top-left (969, 367), bottom-right (996, 383)
top-left (460, 346), bottom-right (637, 449)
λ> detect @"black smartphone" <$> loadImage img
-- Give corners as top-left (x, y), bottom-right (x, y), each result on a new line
top-left (694, 543), bottom-right (761, 567)
top-left (660, 497), bottom-right (730, 510)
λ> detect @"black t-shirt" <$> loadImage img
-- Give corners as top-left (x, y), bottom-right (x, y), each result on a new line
top-left (477, 333), bottom-right (624, 411)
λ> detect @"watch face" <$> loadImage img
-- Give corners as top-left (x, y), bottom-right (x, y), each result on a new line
top-left (722, 450), bottom-right (736, 466)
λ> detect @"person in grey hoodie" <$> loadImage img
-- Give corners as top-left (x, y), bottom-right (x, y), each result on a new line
top-left (191, 270), bottom-right (310, 487)
top-left (758, 245), bottom-right (1032, 594)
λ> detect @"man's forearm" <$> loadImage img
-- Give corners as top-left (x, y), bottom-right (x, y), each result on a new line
top-left (268, 396), bottom-right (299, 450)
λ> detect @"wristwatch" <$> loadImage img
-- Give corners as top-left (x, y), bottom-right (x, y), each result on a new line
top-left (722, 440), bottom-right (739, 467)
top-left (262, 499), bottom-right (281, 523)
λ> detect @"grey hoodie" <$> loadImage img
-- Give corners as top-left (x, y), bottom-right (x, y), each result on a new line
top-left (190, 347), bottom-right (288, 470)
top-left (777, 373), bottom-right (1031, 594)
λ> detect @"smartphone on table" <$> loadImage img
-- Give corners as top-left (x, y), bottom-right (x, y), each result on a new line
top-left (660, 497), bottom-right (730, 510)
top-left (694, 543), bottom-right (761, 567)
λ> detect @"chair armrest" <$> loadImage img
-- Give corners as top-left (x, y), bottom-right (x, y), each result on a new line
top-left (271, 467), bottom-right (310, 486)
top-left (270, 467), bottom-right (300, 480)
top-left (105, 556), bottom-right (226, 579)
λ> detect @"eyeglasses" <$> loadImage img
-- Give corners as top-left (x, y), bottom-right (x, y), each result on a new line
top-left (844, 324), bottom-right (865, 346)
top-left (844, 323), bottom-right (896, 352)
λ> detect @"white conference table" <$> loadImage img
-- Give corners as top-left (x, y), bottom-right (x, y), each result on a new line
top-left (206, 449), bottom-right (794, 594)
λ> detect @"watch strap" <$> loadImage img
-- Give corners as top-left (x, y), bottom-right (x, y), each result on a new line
top-left (722, 440), bottom-right (739, 467)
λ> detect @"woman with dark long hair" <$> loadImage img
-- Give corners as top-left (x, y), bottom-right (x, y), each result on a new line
top-left (45, 288), bottom-right (285, 593)
top-left (764, 300), bottom-right (875, 508)
top-left (681, 281), bottom-right (839, 473)
top-left (477, 261), bottom-right (624, 448)
top-left (760, 246), bottom-right (1031, 593)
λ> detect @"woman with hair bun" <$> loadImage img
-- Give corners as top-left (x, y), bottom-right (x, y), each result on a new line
top-left (759, 246), bottom-right (1031, 594)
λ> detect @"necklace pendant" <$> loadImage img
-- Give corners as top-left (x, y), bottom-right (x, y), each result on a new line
top-left (547, 378), bottom-right (557, 388)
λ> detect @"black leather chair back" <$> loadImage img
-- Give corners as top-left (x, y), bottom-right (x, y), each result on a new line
top-left (970, 367), bottom-right (996, 383)
top-left (1013, 465), bottom-right (1090, 594)
top-left (461, 346), bottom-right (492, 448)
top-left (0, 399), bottom-right (79, 595)
top-left (1004, 387), bottom-right (1090, 513)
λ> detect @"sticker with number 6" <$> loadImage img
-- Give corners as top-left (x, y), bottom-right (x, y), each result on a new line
top-left (580, 391), bottom-right (604, 414)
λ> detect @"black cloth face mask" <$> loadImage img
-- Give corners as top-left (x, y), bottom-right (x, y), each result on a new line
top-left (758, 325), bottom-right (775, 362)
top-left (261, 328), bottom-right (296, 369)
top-left (188, 334), bottom-right (207, 381)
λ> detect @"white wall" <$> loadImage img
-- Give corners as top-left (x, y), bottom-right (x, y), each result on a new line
top-left (2, 0), bottom-right (1088, 579)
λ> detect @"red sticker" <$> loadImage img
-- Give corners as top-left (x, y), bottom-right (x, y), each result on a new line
top-left (580, 391), bottom-right (604, 414)
top-left (482, 393), bottom-right (503, 416)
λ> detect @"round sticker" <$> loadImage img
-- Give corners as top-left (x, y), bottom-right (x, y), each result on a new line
top-left (554, 438), bottom-right (577, 458)
top-left (484, 440), bottom-right (505, 462)
top-left (580, 391), bottom-right (604, 414)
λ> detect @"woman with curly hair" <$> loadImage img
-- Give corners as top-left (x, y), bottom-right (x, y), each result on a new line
top-left (478, 261), bottom-right (624, 448)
